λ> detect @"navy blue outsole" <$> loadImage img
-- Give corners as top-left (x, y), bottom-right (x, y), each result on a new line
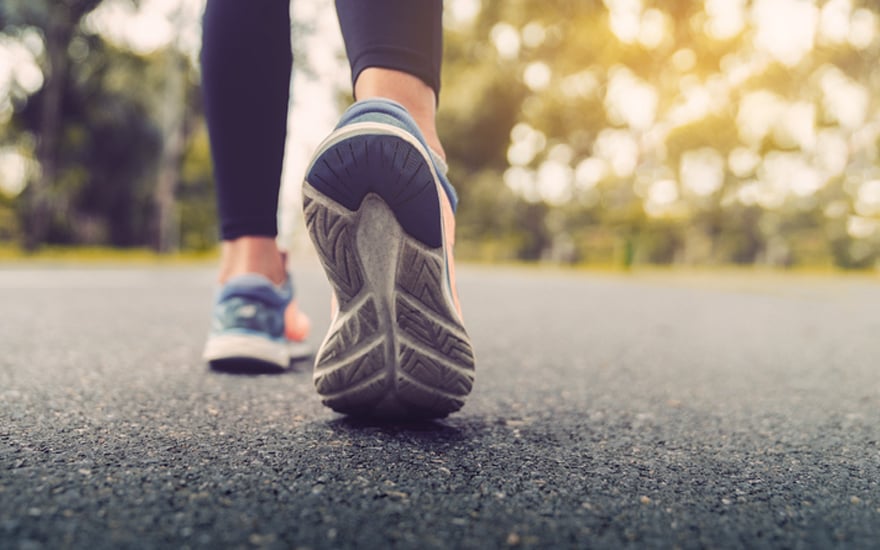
top-left (306, 134), bottom-right (443, 249)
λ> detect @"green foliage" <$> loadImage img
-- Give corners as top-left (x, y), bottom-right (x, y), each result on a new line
top-left (13, 37), bottom-right (167, 246)
top-left (0, 192), bottom-right (20, 241)
top-left (440, 0), bottom-right (880, 270)
top-left (1, 0), bottom-right (215, 252)
top-left (177, 122), bottom-right (217, 251)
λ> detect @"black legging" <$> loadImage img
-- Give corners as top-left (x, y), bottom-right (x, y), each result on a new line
top-left (200, 0), bottom-right (443, 240)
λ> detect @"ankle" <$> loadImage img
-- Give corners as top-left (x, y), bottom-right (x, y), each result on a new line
top-left (219, 237), bottom-right (287, 285)
top-left (354, 67), bottom-right (446, 161)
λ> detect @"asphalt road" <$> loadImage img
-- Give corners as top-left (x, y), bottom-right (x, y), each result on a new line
top-left (1, 263), bottom-right (879, 549)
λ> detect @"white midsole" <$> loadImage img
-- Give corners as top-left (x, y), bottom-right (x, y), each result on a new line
top-left (203, 333), bottom-right (311, 366)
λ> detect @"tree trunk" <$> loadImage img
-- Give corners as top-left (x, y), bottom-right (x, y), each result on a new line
top-left (24, 11), bottom-right (70, 251)
top-left (153, 49), bottom-right (186, 254)
top-left (22, 0), bottom-right (103, 250)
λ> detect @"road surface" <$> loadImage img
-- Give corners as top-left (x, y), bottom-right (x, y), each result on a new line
top-left (1, 263), bottom-right (879, 549)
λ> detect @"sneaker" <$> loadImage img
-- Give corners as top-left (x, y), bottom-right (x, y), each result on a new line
top-left (203, 273), bottom-right (311, 371)
top-left (302, 98), bottom-right (476, 418)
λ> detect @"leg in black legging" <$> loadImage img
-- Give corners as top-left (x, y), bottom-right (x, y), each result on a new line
top-left (200, 0), bottom-right (292, 241)
top-left (336, 0), bottom-right (445, 159)
top-left (202, 0), bottom-right (443, 243)
top-left (335, 0), bottom-right (443, 99)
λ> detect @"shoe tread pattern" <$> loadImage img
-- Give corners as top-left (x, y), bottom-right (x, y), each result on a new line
top-left (303, 137), bottom-right (474, 419)
top-left (395, 241), bottom-right (475, 412)
top-left (303, 194), bottom-right (363, 303)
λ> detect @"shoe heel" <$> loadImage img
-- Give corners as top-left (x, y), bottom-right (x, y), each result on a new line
top-left (305, 130), bottom-right (444, 248)
top-left (303, 185), bottom-right (474, 418)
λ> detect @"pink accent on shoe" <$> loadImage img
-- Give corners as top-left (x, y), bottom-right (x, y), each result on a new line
top-left (284, 299), bottom-right (311, 342)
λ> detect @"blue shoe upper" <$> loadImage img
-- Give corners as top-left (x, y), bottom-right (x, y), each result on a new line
top-left (210, 274), bottom-right (292, 342)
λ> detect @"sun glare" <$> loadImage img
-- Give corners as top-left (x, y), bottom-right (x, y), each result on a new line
top-left (605, 66), bottom-right (657, 130)
top-left (491, 22), bottom-right (521, 60)
top-left (605, 0), bottom-right (643, 44)
top-left (704, 0), bottom-right (747, 40)
top-left (751, 0), bottom-right (818, 67)
top-left (681, 148), bottom-right (725, 197)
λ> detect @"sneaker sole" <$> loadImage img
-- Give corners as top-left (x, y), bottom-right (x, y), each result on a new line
top-left (303, 131), bottom-right (475, 418)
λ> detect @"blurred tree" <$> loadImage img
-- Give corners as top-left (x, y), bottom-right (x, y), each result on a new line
top-left (15, 35), bottom-right (162, 245)
top-left (2, 0), bottom-right (112, 249)
top-left (439, 0), bottom-right (880, 269)
top-left (176, 120), bottom-right (216, 251)
top-left (2, 0), bottom-right (215, 251)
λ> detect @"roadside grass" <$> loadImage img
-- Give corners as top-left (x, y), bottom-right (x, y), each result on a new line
top-left (0, 243), bottom-right (875, 282)
top-left (459, 255), bottom-right (877, 277)
top-left (0, 244), bottom-right (218, 265)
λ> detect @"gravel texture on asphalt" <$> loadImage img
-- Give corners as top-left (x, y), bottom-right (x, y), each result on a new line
top-left (1, 264), bottom-right (879, 549)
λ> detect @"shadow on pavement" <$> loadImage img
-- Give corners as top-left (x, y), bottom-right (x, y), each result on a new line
top-left (325, 414), bottom-right (490, 444)
top-left (207, 355), bottom-right (313, 376)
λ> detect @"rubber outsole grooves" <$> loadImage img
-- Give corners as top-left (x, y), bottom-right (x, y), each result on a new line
top-left (303, 135), bottom-right (475, 419)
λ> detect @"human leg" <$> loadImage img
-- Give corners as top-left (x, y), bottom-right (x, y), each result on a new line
top-left (200, 0), bottom-right (309, 369)
top-left (354, 68), bottom-right (445, 161)
top-left (336, 0), bottom-right (444, 158)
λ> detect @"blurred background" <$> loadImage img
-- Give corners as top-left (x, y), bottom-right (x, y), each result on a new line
top-left (0, 0), bottom-right (878, 270)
